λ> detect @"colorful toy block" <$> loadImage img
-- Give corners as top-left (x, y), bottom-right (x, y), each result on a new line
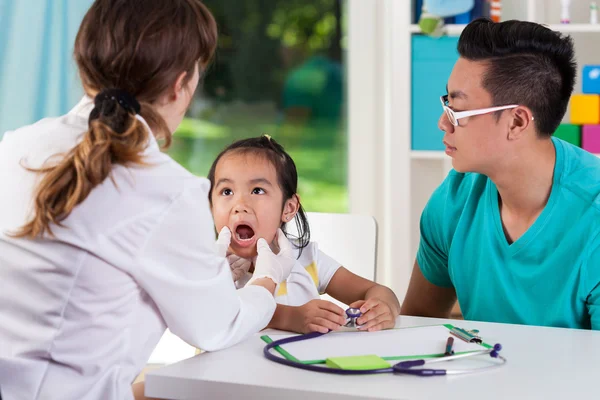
top-left (582, 125), bottom-right (600, 153)
top-left (554, 124), bottom-right (581, 146)
top-left (583, 65), bottom-right (600, 94)
top-left (570, 94), bottom-right (600, 125)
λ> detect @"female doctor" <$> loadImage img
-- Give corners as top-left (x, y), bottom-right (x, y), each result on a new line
top-left (0, 1), bottom-right (295, 399)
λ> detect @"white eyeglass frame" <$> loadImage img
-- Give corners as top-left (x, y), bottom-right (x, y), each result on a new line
top-left (440, 95), bottom-right (519, 127)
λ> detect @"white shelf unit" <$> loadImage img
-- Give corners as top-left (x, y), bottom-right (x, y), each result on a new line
top-left (411, 150), bottom-right (600, 159)
top-left (410, 150), bottom-right (448, 159)
top-left (410, 23), bottom-right (600, 35)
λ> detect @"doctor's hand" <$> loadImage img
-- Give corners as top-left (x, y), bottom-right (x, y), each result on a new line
top-left (349, 298), bottom-right (396, 332)
top-left (247, 229), bottom-right (295, 286)
top-left (292, 299), bottom-right (347, 334)
top-left (215, 226), bottom-right (231, 258)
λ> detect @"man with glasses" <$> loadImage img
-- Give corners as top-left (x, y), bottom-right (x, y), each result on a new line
top-left (401, 18), bottom-right (600, 330)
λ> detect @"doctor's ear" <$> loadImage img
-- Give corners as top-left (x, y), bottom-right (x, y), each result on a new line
top-left (166, 71), bottom-right (189, 102)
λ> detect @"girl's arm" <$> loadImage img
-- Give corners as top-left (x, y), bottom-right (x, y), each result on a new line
top-left (265, 267), bottom-right (401, 334)
top-left (265, 301), bottom-right (346, 334)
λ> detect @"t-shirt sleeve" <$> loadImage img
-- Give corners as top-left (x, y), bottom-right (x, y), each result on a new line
top-left (416, 175), bottom-right (453, 288)
top-left (301, 242), bottom-right (342, 295)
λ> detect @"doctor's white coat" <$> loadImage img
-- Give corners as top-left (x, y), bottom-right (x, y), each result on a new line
top-left (0, 98), bottom-right (276, 400)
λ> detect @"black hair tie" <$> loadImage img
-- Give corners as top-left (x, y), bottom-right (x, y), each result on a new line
top-left (89, 88), bottom-right (141, 123)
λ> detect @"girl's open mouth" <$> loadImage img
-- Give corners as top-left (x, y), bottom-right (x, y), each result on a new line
top-left (233, 224), bottom-right (256, 247)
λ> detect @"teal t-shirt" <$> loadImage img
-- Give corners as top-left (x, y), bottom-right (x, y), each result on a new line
top-left (417, 137), bottom-right (600, 330)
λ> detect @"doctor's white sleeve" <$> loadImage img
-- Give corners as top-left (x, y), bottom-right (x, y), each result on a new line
top-left (133, 179), bottom-right (276, 351)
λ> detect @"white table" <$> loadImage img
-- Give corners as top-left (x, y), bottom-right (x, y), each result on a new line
top-left (145, 316), bottom-right (600, 399)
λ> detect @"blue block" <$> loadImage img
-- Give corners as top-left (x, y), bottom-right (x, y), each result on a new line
top-left (454, 11), bottom-right (471, 24)
top-left (414, 0), bottom-right (423, 23)
top-left (583, 65), bottom-right (600, 94)
top-left (471, 0), bottom-right (486, 18)
top-left (411, 36), bottom-right (460, 151)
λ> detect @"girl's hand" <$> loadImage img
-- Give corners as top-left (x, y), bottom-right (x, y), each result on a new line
top-left (292, 299), bottom-right (346, 334)
top-left (349, 298), bottom-right (396, 332)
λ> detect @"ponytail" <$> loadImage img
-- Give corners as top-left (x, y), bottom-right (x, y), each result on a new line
top-left (12, 89), bottom-right (152, 238)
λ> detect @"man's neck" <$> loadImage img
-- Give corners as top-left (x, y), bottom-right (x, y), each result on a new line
top-left (489, 138), bottom-right (556, 220)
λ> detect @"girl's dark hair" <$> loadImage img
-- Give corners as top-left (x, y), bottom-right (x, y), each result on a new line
top-left (12, 0), bottom-right (217, 238)
top-left (208, 135), bottom-right (311, 255)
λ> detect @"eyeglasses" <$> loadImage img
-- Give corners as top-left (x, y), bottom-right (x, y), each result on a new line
top-left (440, 95), bottom-right (518, 127)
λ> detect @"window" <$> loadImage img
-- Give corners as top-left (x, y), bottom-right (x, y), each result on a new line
top-left (168, 0), bottom-right (348, 212)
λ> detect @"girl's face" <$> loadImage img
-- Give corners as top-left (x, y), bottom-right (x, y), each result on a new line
top-left (211, 152), bottom-right (299, 258)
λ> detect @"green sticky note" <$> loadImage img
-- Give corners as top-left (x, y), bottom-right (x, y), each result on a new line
top-left (554, 124), bottom-right (581, 146)
top-left (326, 355), bottom-right (391, 371)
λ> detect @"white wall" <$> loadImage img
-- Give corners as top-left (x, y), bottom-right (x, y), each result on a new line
top-left (348, 0), bottom-right (412, 297)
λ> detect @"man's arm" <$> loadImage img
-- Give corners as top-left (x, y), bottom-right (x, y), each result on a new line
top-left (400, 260), bottom-right (457, 318)
top-left (588, 281), bottom-right (600, 330)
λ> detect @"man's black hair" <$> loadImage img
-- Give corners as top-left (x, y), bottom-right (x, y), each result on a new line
top-left (458, 18), bottom-right (576, 135)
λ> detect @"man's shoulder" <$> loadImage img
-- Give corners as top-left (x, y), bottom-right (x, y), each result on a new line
top-left (559, 137), bottom-right (600, 172)
top-left (558, 138), bottom-right (600, 206)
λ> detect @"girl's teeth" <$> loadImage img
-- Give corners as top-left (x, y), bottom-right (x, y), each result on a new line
top-left (236, 233), bottom-right (252, 241)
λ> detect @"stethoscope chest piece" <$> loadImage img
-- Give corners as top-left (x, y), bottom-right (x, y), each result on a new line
top-left (345, 307), bottom-right (362, 329)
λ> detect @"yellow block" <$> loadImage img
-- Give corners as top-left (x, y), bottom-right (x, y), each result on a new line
top-left (571, 94), bottom-right (600, 124)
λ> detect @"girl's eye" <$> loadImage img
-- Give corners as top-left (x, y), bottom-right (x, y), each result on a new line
top-left (221, 188), bottom-right (233, 196)
top-left (252, 187), bottom-right (265, 195)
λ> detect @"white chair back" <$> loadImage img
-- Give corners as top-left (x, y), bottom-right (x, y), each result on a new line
top-left (286, 212), bottom-right (378, 307)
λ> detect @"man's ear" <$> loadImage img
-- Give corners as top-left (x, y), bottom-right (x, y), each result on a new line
top-left (507, 106), bottom-right (534, 141)
top-left (281, 194), bottom-right (300, 223)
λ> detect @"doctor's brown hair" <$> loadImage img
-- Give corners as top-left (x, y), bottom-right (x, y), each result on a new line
top-left (12, 0), bottom-right (217, 238)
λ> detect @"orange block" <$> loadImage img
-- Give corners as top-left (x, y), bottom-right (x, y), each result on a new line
top-left (571, 94), bottom-right (600, 124)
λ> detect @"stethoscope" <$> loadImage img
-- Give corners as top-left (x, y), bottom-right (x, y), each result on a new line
top-left (263, 307), bottom-right (507, 376)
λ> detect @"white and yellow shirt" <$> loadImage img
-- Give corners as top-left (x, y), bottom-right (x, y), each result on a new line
top-left (236, 242), bottom-right (342, 306)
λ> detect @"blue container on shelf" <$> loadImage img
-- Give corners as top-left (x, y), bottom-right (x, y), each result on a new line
top-left (582, 65), bottom-right (600, 95)
top-left (427, 0), bottom-right (474, 17)
top-left (453, 11), bottom-right (471, 23)
top-left (411, 35), bottom-right (460, 151)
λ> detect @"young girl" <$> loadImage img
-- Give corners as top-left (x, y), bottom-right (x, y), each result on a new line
top-left (208, 135), bottom-right (401, 333)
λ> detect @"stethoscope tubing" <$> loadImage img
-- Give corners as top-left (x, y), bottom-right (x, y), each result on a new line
top-left (263, 330), bottom-right (507, 376)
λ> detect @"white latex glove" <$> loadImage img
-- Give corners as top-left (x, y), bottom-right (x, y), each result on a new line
top-left (227, 253), bottom-right (253, 283)
top-left (246, 229), bottom-right (295, 286)
top-left (215, 226), bottom-right (231, 258)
